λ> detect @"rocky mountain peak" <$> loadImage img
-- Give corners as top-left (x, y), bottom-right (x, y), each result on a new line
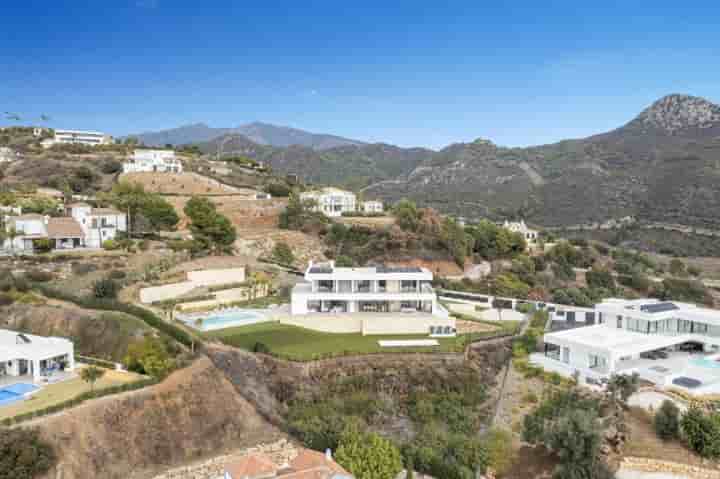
top-left (633, 94), bottom-right (720, 134)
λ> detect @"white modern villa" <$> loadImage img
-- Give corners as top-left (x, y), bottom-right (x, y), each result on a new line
top-left (503, 219), bottom-right (538, 243)
top-left (290, 261), bottom-right (453, 335)
top-left (0, 329), bottom-right (74, 383)
top-left (361, 200), bottom-right (384, 214)
top-left (123, 149), bottom-right (183, 173)
top-left (300, 187), bottom-right (357, 217)
top-left (42, 129), bottom-right (113, 147)
top-left (532, 298), bottom-right (720, 394)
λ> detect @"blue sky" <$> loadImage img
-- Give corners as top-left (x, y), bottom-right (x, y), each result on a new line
top-left (2, 1), bottom-right (720, 149)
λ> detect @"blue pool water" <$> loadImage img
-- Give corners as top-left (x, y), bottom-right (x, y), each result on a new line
top-left (0, 383), bottom-right (39, 407)
top-left (691, 357), bottom-right (720, 369)
top-left (185, 310), bottom-right (269, 331)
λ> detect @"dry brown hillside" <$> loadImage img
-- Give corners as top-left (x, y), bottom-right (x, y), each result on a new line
top-left (36, 357), bottom-right (282, 479)
top-left (120, 171), bottom-right (257, 196)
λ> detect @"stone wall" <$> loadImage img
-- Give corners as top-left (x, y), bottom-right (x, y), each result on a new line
top-left (621, 457), bottom-right (720, 479)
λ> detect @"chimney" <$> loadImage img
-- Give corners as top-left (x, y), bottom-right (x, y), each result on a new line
top-left (43, 215), bottom-right (50, 225)
top-left (325, 448), bottom-right (332, 460)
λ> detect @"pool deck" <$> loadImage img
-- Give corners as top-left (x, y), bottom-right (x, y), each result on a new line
top-left (616, 351), bottom-right (720, 394)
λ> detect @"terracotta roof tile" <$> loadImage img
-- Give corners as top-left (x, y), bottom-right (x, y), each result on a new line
top-left (224, 452), bottom-right (278, 479)
top-left (47, 218), bottom-right (84, 239)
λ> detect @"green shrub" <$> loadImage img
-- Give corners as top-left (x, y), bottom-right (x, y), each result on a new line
top-left (253, 342), bottom-right (271, 354)
top-left (32, 238), bottom-right (53, 254)
top-left (0, 427), bottom-right (56, 478)
top-left (102, 239), bottom-right (118, 250)
top-left (271, 241), bottom-right (295, 266)
top-left (654, 400), bottom-right (680, 440)
top-left (483, 428), bottom-right (514, 476)
top-left (680, 406), bottom-right (720, 458)
top-left (71, 262), bottom-right (97, 276)
top-left (25, 269), bottom-right (54, 282)
top-left (108, 270), bottom-right (127, 280)
top-left (92, 278), bottom-right (119, 299)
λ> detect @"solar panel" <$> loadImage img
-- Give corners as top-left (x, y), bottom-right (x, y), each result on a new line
top-left (640, 302), bottom-right (679, 313)
top-left (308, 266), bottom-right (333, 274)
top-left (376, 266), bottom-right (422, 273)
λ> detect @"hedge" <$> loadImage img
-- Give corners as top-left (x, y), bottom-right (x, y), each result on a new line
top-left (32, 284), bottom-right (196, 348)
top-left (0, 377), bottom-right (157, 426)
top-left (75, 355), bottom-right (118, 369)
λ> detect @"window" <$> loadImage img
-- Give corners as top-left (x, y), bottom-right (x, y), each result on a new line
top-left (616, 315), bottom-right (623, 329)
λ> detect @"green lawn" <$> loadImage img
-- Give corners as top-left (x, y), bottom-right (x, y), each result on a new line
top-left (206, 321), bottom-right (515, 361)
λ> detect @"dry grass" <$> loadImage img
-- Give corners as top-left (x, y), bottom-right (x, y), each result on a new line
top-left (0, 366), bottom-right (144, 420)
top-left (623, 406), bottom-right (712, 467)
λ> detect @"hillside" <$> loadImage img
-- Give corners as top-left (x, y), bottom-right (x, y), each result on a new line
top-left (129, 121), bottom-right (365, 150)
top-left (196, 134), bottom-right (433, 189)
top-left (364, 94), bottom-right (720, 228)
top-left (36, 357), bottom-right (282, 479)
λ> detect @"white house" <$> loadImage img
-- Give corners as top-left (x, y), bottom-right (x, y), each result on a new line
top-left (300, 187), bottom-right (356, 217)
top-left (0, 147), bottom-right (19, 163)
top-left (2, 205), bottom-right (127, 252)
top-left (42, 129), bottom-right (113, 148)
top-left (361, 200), bottom-right (383, 214)
top-left (66, 203), bottom-right (127, 248)
top-left (123, 149), bottom-right (183, 174)
top-left (291, 261), bottom-right (454, 335)
top-left (531, 298), bottom-right (720, 393)
top-left (503, 219), bottom-right (538, 243)
top-left (0, 329), bottom-right (74, 383)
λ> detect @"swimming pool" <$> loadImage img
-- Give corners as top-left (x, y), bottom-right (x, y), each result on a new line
top-left (691, 357), bottom-right (720, 369)
top-left (0, 383), bottom-right (39, 407)
top-left (183, 309), bottom-right (270, 331)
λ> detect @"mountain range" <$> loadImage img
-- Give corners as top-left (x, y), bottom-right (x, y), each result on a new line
top-left (131, 94), bottom-right (720, 228)
top-left (129, 122), bottom-right (365, 150)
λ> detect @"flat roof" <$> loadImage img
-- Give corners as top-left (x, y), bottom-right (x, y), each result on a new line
top-left (544, 324), bottom-right (691, 357)
top-left (0, 329), bottom-right (73, 362)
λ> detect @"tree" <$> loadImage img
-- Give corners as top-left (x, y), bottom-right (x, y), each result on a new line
top-left (669, 258), bottom-right (686, 277)
top-left (107, 181), bottom-right (179, 235)
top-left (184, 196), bottom-right (236, 253)
top-left (124, 335), bottom-right (175, 377)
top-left (586, 267), bottom-right (615, 291)
top-left (393, 199), bottom-right (421, 232)
top-left (606, 373), bottom-right (639, 404)
top-left (92, 278), bottom-right (119, 299)
top-left (335, 424), bottom-right (403, 479)
top-left (80, 365), bottom-right (105, 392)
top-left (654, 400), bottom-right (680, 440)
top-left (681, 406), bottom-right (720, 458)
top-left (441, 217), bottom-right (470, 266)
top-left (271, 241), bottom-right (295, 266)
top-left (0, 427), bottom-right (56, 479)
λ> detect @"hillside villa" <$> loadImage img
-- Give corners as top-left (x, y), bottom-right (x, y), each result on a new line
top-left (224, 447), bottom-right (353, 479)
top-left (290, 261), bottom-right (453, 335)
top-left (122, 149), bottom-right (183, 173)
top-left (361, 199), bottom-right (384, 214)
top-left (300, 187), bottom-right (357, 217)
top-left (0, 329), bottom-right (74, 384)
top-left (41, 129), bottom-right (113, 148)
top-left (1, 203), bottom-right (126, 252)
top-left (531, 298), bottom-right (720, 395)
top-left (299, 187), bottom-right (384, 217)
top-left (503, 219), bottom-right (538, 244)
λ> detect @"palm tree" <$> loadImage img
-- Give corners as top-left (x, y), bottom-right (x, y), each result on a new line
top-left (80, 366), bottom-right (105, 393)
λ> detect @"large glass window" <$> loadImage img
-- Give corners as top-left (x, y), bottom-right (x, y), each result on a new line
top-left (356, 280), bottom-right (371, 293)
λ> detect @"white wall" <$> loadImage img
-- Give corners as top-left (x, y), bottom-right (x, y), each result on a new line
top-left (187, 268), bottom-right (245, 285)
